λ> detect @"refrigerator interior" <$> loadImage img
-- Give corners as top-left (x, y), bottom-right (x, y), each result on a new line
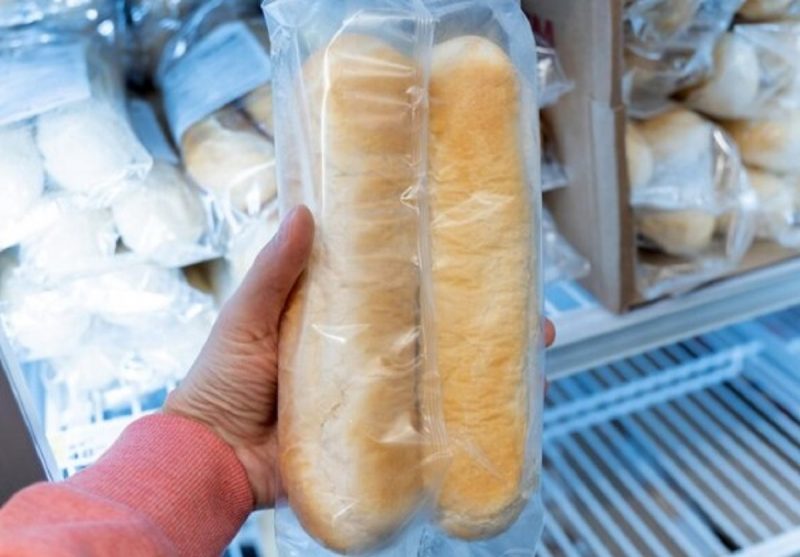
top-left (5, 280), bottom-right (800, 556)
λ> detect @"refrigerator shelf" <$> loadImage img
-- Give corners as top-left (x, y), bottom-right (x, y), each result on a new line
top-left (540, 325), bottom-right (800, 557)
top-left (546, 257), bottom-right (800, 378)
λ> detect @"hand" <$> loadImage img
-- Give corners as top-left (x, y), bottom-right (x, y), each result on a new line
top-left (164, 206), bottom-right (315, 508)
top-left (165, 204), bottom-right (557, 509)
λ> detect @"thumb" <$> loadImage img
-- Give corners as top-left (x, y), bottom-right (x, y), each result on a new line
top-left (219, 206), bottom-right (315, 335)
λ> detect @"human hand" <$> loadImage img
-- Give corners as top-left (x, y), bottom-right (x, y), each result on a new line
top-left (165, 204), bottom-right (556, 509)
top-left (164, 206), bottom-right (315, 508)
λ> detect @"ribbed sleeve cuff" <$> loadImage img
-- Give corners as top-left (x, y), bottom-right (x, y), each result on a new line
top-left (69, 414), bottom-right (253, 557)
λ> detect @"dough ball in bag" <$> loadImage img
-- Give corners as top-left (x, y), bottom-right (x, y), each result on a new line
top-left (242, 84), bottom-right (274, 137)
top-left (112, 161), bottom-right (206, 259)
top-left (0, 125), bottom-right (45, 224)
top-left (36, 100), bottom-right (148, 197)
top-left (637, 209), bottom-right (716, 255)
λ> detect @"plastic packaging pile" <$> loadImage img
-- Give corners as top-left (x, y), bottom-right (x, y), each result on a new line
top-left (621, 0), bottom-right (800, 299)
top-left (0, 1), bottom-right (231, 473)
top-left (265, 0), bottom-right (544, 554)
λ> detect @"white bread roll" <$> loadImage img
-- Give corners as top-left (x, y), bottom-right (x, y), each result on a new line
top-left (112, 161), bottom-right (206, 259)
top-left (242, 84), bottom-right (273, 137)
top-left (427, 36), bottom-right (534, 540)
top-left (182, 107), bottom-right (277, 214)
top-left (278, 35), bottom-right (422, 553)
top-left (36, 100), bottom-right (148, 197)
top-left (739, 0), bottom-right (795, 20)
top-left (637, 210), bottom-right (716, 255)
top-left (626, 121), bottom-right (655, 190)
top-left (0, 125), bottom-right (45, 224)
top-left (747, 167), bottom-right (795, 240)
top-left (724, 111), bottom-right (800, 173)
top-left (685, 33), bottom-right (760, 119)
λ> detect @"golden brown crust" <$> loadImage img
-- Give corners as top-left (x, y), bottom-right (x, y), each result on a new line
top-left (427, 35), bottom-right (533, 539)
top-left (278, 34), bottom-right (424, 553)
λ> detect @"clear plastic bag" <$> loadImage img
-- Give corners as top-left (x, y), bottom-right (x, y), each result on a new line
top-left (0, 31), bottom-right (152, 219)
top-left (541, 116), bottom-right (568, 191)
top-left (543, 209), bottom-right (590, 283)
top-left (266, 0), bottom-right (543, 553)
top-left (743, 167), bottom-right (800, 248)
top-left (156, 0), bottom-right (275, 221)
top-left (535, 32), bottom-right (572, 108)
top-left (682, 24), bottom-right (800, 119)
top-left (118, 99), bottom-right (223, 268)
top-left (623, 0), bottom-right (743, 117)
top-left (628, 109), bottom-right (758, 299)
top-left (723, 110), bottom-right (800, 175)
top-left (0, 0), bottom-right (118, 35)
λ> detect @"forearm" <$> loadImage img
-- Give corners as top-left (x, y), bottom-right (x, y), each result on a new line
top-left (0, 414), bottom-right (253, 557)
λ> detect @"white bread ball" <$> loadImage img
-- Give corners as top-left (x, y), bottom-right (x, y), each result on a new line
top-left (686, 33), bottom-right (760, 119)
top-left (626, 122), bottom-right (655, 189)
top-left (638, 107), bottom-right (712, 166)
top-left (0, 125), bottom-right (45, 224)
top-left (20, 209), bottom-right (117, 278)
top-left (36, 100), bottom-right (149, 197)
top-left (739, 0), bottom-right (795, 20)
top-left (724, 111), bottom-right (800, 173)
top-left (182, 107), bottom-right (277, 215)
top-left (638, 209), bottom-right (716, 256)
top-left (112, 161), bottom-right (206, 259)
top-left (242, 84), bottom-right (274, 137)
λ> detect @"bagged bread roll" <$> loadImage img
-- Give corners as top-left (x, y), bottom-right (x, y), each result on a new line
top-left (242, 83), bottom-right (273, 136)
top-left (182, 106), bottom-right (277, 215)
top-left (739, 0), bottom-right (798, 20)
top-left (724, 111), bottom-right (800, 174)
top-left (684, 33), bottom-right (761, 119)
top-left (427, 33), bottom-right (538, 539)
top-left (746, 167), bottom-right (797, 243)
top-left (0, 125), bottom-right (45, 225)
top-left (274, 34), bottom-right (425, 553)
top-left (626, 121), bottom-right (655, 190)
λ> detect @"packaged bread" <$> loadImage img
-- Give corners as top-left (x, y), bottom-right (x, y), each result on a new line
top-left (266, 2), bottom-right (436, 554)
top-left (724, 110), bottom-right (800, 174)
top-left (739, 0), bottom-right (800, 20)
top-left (156, 0), bottom-right (275, 220)
top-left (742, 167), bottom-right (800, 247)
top-left (629, 109), bottom-right (757, 299)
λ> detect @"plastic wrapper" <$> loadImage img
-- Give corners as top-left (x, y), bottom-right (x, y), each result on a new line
top-left (623, 0), bottom-right (743, 117)
top-left (119, 99), bottom-right (223, 267)
top-left (535, 32), bottom-right (572, 108)
top-left (741, 167), bottom-right (800, 247)
top-left (723, 110), bottom-right (800, 174)
top-left (543, 209), bottom-right (590, 283)
top-left (682, 24), bottom-right (800, 119)
top-left (627, 109), bottom-right (758, 299)
top-left (0, 31), bottom-right (151, 240)
top-left (156, 0), bottom-right (275, 224)
top-left (266, 0), bottom-right (543, 554)
top-left (0, 0), bottom-right (118, 36)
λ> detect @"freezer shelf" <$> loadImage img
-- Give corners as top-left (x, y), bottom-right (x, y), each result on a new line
top-left (545, 257), bottom-right (800, 378)
top-left (540, 324), bottom-right (800, 557)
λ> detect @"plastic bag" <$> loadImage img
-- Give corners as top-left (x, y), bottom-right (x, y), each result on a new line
top-left (0, 31), bottom-right (151, 218)
top-left (627, 109), bottom-right (757, 299)
top-left (118, 99), bottom-right (223, 268)
top-left (682, 24), bottom-right (800, 119)
top-left (623, 0), bottom-right (744, 117)
top-left (156, 0), bottom-right (275, 222)
top-left (535, 32), bottom-right (572, 108)
top-left (0, 0), bottom-right (117, 35)
top-left (541, 116), bottom-right (568, 191)
top-left (266, 0), bottom-right (543, 553)
top-left (543, 209), bottom-right (590, 283)
top-left (742, 167), bottom-right (800, 247)
top-left (723, 110), bottom-right (800, 174)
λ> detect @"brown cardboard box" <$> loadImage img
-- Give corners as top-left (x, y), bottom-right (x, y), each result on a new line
top-left (524, 0), bottom-right (798, 313)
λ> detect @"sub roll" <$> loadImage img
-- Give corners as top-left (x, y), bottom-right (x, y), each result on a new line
top-left (427, 35), bottom-right (535, 540)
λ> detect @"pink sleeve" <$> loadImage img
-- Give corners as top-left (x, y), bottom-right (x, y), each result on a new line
top-left (0, 414), bottom-right (254, 557)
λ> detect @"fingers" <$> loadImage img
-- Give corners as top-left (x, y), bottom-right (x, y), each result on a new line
top-left (544, 319), bottom-right (556, 348)
top-left (221, 206), bottom-right (315, 334)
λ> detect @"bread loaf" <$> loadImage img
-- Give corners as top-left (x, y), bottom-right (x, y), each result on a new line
top-left (427, 35), bottom-right (534, 540)
top-left (278, 35), bottom-right (423, 553)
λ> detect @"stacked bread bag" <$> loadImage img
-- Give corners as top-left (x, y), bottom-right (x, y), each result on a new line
top-left (155, 0), bottom-right (279, 297)
top-left (265, 0), bottom-right (544, 554)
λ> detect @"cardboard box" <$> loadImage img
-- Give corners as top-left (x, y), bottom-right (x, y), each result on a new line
top-left (524, 0), bottom-right (798, 313)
